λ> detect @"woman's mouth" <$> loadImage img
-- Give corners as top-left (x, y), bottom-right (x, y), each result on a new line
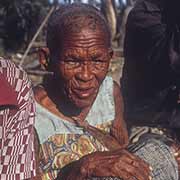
top-left (72, 87), bottom-right (95, 98)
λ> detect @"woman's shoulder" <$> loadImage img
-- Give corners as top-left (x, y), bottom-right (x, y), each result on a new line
top-left (33, 85), bottom-right (55, 111)
top-left (33, 85), bottom-right (47, 104)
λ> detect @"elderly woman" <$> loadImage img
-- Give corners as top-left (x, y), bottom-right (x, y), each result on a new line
top-left (34, 3), bottom-right (179, 180)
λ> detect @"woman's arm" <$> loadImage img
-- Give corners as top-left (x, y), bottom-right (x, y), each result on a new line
top-left (57, 149), bottom-right (150, 180)
top-left (110, 81), bottom-right (129, 147)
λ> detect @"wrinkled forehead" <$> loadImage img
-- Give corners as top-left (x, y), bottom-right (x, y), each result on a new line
top-left (62, 27), bottom-right (109, 49)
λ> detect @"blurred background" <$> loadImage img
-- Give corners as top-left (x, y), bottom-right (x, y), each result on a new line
top-left (0, 0), bottom-right (135, 84)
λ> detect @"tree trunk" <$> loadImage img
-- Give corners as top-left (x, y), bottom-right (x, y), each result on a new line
top-left (118, 6), bottom-right (133, 48)
top-left (101, 0), bottom-right (117, 46)
top-left (118, 0), bottom-right (125, 9)
top-left (127, 0), bottom-right (135, 6)
top-left (88, 0), bottom-right (95, 5)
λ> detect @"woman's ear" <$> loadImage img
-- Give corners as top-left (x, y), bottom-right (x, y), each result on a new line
top-left (38, 47), bottom-right (50, 70)
top-left (108, 48), bottom-right (114, 60)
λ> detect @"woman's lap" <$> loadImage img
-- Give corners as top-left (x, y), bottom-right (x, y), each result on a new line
top-left (128, 133), bottom-right (179, 180)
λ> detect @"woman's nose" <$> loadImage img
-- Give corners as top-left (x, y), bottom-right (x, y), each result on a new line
top-left (76, 63), bottom-right (94, 82)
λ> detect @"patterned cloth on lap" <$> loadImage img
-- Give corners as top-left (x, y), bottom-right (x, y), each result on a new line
top-left (129, 134), bottom-right (179, 180)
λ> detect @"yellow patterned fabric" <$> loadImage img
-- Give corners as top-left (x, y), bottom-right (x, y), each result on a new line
top-left (39, 121), bottom-right (112, 180)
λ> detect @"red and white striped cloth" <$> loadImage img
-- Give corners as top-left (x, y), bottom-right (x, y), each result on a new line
top-left (0, 58), bottom-right (36, 180)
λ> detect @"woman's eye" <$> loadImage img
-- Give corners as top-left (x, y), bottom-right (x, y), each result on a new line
top-left (93, 60), bottom-right (106, 65)
top-left (67, 61), bottom-right (79, 65)
top-left (63, 60), bottom-right (81, 69)
top-left (92, 59), bottom-right (108, 70)
top-left (93, 60), bottom-right (101, 64)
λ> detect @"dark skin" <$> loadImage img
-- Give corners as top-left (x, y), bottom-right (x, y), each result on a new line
top-left (57, 149), bottom-right (150, 180)
top-left (34, 25), bottom-right (151, 180)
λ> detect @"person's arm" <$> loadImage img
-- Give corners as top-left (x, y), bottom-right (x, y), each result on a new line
top-left (125, 0), bottom-right (180, 75)
top-left (124, 1), bottom-right (167, 63)
top-left (110, 81), bottom-right (129, 147)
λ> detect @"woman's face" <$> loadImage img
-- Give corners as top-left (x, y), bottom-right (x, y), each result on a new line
top-left (53, 28), bottom-right (112, 108)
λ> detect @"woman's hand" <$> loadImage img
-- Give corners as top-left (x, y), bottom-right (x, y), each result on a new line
top-left (57, 149), bottom-right (151, 180)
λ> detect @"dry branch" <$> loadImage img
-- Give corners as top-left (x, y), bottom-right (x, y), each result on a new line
top-left (26, 69), bottom-right (53, 76)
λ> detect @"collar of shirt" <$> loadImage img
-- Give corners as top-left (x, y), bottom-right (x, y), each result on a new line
top-left (0, 74), bottom-right (18, 106)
